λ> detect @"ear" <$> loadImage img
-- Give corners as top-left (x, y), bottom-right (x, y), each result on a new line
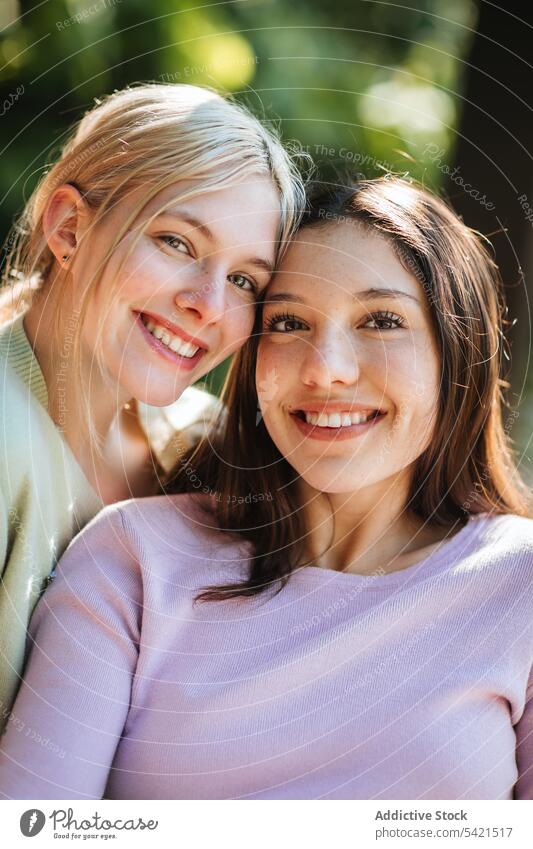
top-left (42, 184), bottom-right (91, 269)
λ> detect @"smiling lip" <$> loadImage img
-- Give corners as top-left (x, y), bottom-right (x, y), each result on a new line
top-left (134, 312), bottom-right (207, 371)
top-left (289, 402), bottom-right (384, 415)
top-left (135, 310), bottom-right (209, 350)
top-left (289, 408), bottom-right (387, 441)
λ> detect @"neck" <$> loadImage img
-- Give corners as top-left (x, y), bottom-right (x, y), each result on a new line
top-left (23, 270), bottom-right (132, 469)
top-left (298, 473), bottom-right (456, 576)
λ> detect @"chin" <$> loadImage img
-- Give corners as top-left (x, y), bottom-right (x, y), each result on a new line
top-left (297, 454), bottom-right (385, 492)
top-left (307, 482), bottom-right (361, 495)
top-left (138, 386), bottom-right (187, 407)
top-left (120, 375), bottom-right (187, 408)
top-left (293, 468), bottom-right (359, 495)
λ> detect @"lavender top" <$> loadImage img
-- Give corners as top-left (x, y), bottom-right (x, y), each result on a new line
top-left (0, 494), bottom-right (532, 800)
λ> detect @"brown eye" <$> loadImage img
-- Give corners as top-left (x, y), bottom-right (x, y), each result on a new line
top-left (363, 311), bottom-right (404, 330)
top-left (264, 312), bottom-right (308, 332)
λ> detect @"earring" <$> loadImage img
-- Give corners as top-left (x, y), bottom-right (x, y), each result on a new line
top-left (62, 255), bottom-right (70, 262)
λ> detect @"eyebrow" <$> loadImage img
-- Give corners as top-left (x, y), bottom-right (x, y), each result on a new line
top-left (247, 257), bottom-right (275, 276)
top-left (264, 287), bottom-right (422, 306)
top-left (154, 209), bottom-right (274, 277)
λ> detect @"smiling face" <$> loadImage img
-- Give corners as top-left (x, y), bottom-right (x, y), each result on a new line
top-left (256, 222), bottom-right (442, 496)
top-left (73, 176), bottom-right (280, 406)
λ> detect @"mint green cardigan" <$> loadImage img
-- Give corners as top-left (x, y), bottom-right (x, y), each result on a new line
top-left (0, 315), bottom-right (222, 729)
top-left (0, 316), bottom-right (103, 726)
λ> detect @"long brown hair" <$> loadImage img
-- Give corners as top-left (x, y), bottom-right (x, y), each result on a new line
top-left (166, 177), bottom-right (532, 600)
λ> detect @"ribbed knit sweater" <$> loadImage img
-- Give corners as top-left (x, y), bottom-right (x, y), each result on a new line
top-left (0, 493), bottom-right (532, 800)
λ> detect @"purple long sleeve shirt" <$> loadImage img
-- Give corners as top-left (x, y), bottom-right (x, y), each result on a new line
top-left (0, 494), bottom-right (532, 800)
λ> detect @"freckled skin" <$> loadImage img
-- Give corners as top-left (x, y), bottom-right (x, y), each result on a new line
top-left (77, 177), bottom-right (280, 407)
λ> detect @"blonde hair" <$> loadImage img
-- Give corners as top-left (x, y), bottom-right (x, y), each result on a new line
top-left (1, 83), bottom-right (307, 450)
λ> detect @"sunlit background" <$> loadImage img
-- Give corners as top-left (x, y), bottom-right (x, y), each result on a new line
top-left (1, 0), bottom-right (531, 480)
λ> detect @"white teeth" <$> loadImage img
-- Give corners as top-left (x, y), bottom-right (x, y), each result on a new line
top-left (142, 317), bottom-right (200, 359)
top-left (302, 410), bottom-right (378, 427)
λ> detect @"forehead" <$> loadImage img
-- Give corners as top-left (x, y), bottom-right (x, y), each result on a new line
top-left (270, 222), bottom-right (422, 300)
top-left (128, 177), bottom-right (281, 249)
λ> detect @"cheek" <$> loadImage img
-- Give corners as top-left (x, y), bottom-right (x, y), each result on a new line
top-left (116, 240), bottom-right (168, 302)
top-left (256, 340), bottom-right (304, 431)
top-left (256, 338), bottom-right (273, 378)
top-left (82, 242), bottom-right (161, 329)
top-left (258, 336), bottom-right (302, 368)
top-left (407, 346), bottom-right (441, 421)
top-left (379, 337), bottom-right (440, 402)
top-left (220, 304), bottom-right (257, 356)
top-left (256, 339), bottom-right (294, 393)
top-left (388, 356), bottom-right (441, 455)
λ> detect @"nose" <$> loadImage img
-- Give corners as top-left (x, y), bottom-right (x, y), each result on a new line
top-left (299, 328), bottom-right (360, 389)
top-left (173, 271), bottom-right (226, 326)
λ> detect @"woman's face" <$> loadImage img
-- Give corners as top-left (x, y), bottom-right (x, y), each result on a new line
top-left (73, 177), bottom-right (280, 406)
top-left (256, 222), bottom-right (442, 496)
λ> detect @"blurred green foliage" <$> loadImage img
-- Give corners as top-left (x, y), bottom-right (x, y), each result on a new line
top-left (0, 0), bottom-right (480, 399)
top-left (1, 0), bottom-right (477, 234)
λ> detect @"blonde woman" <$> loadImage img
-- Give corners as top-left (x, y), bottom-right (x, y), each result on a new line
top-left (0, 83), bottom-right (305, 726)
top-left (1, 179), bottom-right (531, 799)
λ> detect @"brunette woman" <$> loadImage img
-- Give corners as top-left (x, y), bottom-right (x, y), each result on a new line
top-left (1, 178), bottom-right (531, 799)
